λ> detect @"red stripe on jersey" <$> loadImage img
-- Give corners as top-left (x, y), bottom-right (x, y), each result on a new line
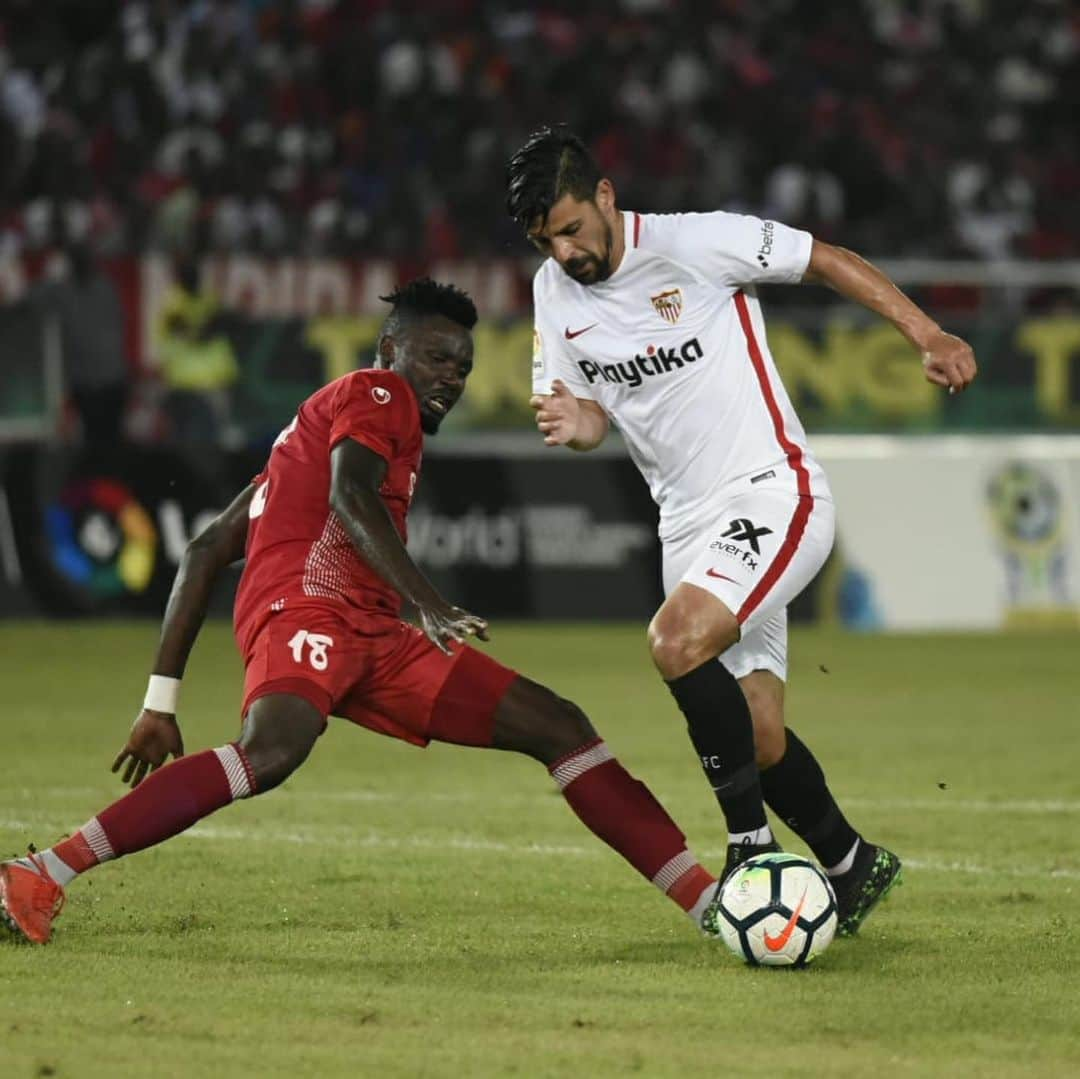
top-left (633, 212), bottom-right (641, 247)
top-left (733, 290), bottom-right (813, 625)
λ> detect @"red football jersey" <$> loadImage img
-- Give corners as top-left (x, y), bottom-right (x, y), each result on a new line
top-left (233, 369), bottom-right (422, 656)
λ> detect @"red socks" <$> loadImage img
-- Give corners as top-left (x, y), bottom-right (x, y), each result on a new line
top-left (549, 738), bottom-right (716, 915)
top-left (47, 738), bottom-right (715, 924)
top-left (51, 745), bottom-right (255, 875)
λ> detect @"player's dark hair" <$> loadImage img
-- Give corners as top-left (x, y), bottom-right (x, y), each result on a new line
top-left (378, 277), bottom-right (478, 340)
top-left (505, 125), bottom-right (601, 230)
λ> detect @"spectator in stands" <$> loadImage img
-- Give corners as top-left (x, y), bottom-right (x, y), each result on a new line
top-left (153, 252), bottom-right (238, 446)
top-left (0, 1), bottom-right (1075, 261)
top-left (32, 243), bottom-right (129, 444)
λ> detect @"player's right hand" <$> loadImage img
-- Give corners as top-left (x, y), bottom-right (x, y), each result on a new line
top-left (417, 602), bottom-right (490, 655)
top-left (530, 379), bottom-right (580, 446)
top-left (111, 709), bottom-right (186, 788)
top-left (921, 328), bottom-right (977, 394)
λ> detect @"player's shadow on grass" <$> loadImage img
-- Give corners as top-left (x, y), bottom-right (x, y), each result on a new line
top-left (76, 899), bottom-right (917, 977)
top-left (589, 928), bottom-right (914, 975)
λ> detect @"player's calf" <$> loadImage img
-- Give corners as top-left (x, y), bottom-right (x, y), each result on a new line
top-left (490, 675), bottom-right (721, 930)
top-left (647, 591), bottom-right (773, 849)
top-left (738, 670), bottom-right (787, 769)
top-left (758, 728), bottom-right (864, 874)
top-left (2, 740), bottom-right (260, 942)
top-left (2, 694), bottom-right (323, 942)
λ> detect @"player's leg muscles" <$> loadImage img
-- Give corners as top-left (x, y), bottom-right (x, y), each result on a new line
top-left (648, 583), bottom-right (740, 681)
top-left (491, 675), bottom-right (718, 923)
top-left (239, 693), bottom-right (325, 791)
top-left (648, 586), bottom-right (769, 842)
top-left (753, 690), bottom-right (903, 934)
top-left (490, 676), bottom-right (596, 764)
top-left (739, 669), bottom-right (787, 768)
top-left (24, 696), bottom-right (323, 893)
top-left (744, 668), bottom-right (861, 871)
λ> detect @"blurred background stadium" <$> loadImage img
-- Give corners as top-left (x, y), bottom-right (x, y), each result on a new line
top-left (4, 11), bottom-right (1078, 1076)
top-left (1, 0), bottom-right (1078, 629)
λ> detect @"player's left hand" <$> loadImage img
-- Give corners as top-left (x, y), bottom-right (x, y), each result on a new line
top-left (417, 600), bottom-right (490, 655)
top-left (530, 379), bottom-right (581, 445)
top-left (921, 329), bottom-right (977, 394)
top-left (112, 709), bottom-right (186, 788)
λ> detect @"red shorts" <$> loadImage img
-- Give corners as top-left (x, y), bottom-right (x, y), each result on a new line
top-left (240, 609), bottom-right (518, 748)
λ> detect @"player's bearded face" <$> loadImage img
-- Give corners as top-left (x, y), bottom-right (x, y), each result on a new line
top-left (530, 197), bottom-right (616, 285)
top-left (563, 216), bottom-right (613, 284)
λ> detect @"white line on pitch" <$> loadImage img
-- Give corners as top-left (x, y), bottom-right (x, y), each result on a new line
top-left (899, 857), bottom-right (1079, 880)
top-left (7, 789), bottom-right (1080, 814)
top-left (3, 816), bottom-right (1077, 880)
top-left (841, 797), bottom-right (1080, 814)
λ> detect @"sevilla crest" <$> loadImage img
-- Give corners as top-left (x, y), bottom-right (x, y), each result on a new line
top-left (651, 287), bottom-right (683, 324)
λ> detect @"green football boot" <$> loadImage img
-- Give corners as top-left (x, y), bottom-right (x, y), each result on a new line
top-left (831, 843), bottom-right (903, 936)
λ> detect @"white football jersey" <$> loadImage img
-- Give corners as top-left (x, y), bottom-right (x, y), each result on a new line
top-left (532, 210), bottom-right (830, 541)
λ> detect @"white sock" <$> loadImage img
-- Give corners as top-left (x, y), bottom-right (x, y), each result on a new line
top-left (727, 825), bottom-right (773, 847)
top-left (688, 880), bottom-right (721, 928)
top-left (826, 838), bottom-right (860, 877)
top-left (37, 849), bottom-right (78, 887)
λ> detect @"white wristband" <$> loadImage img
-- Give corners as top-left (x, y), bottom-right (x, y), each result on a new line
top-left (144, 675), bottom-right (181, 714)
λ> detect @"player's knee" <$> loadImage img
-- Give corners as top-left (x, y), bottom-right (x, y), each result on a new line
top-left (519, 692), bottom-right (596, 765)
top-left (491, 678), bottom-right (597, 765)
top-left (239, 695), bottom-right (323, 793)
top-left (648, 611), bottom-right (738, 681)
top-left (243, 738), bottom-right (310, 792)
top-left (543, 696), bottom-right (597, 761)
top-left (647, 621), bottom-right (686, 680)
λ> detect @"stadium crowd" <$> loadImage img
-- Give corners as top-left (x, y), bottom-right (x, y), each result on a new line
top-left (1, 0), bottom-right (1077, 264)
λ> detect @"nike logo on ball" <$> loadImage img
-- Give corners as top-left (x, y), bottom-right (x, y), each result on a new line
top-left (564, 324), bottom-right (597, 340)
top-left (763, 889), bottom-right (808, 952)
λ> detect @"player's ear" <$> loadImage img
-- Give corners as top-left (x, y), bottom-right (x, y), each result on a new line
top-left (595, 178), bottom-right (616, 214)
top-left (376, 334), bottom-right (395, 369)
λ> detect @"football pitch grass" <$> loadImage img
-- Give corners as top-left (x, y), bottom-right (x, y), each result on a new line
top-left (1, 621), bottom-right (1077, 1078)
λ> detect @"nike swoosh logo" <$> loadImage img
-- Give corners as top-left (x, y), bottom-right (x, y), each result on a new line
top-left (564, 324), bottom-right (597, 340)
top-left (705, 568), bottom-right (738, 583)
top-left (763, 888), bottom-right (808, 952)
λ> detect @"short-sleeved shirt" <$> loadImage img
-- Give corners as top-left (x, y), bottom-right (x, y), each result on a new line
top-left (233, 369), bottom-right (422, 657)
top-left (531, 210), bottom-right (829, 542)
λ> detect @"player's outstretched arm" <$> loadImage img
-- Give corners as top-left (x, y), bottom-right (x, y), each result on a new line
top-left (803, 239), bottom-right (977, 394)
top-left (329, 439), bottom-right (489, 654)
top-left (112, 483), bottom-right (255, 787)
top-left (529, 379), bottom-right (609, 450)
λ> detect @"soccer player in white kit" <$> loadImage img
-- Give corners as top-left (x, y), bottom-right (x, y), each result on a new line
top-left (507, 127), bottom-right (977, 936)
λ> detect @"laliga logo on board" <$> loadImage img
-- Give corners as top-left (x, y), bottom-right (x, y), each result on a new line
top-left (372, 386), bottom-right (392, 405)
top-left (651, 287), bottom-right (683, 324)
top-left (46, 477), bottom-right (157, 597)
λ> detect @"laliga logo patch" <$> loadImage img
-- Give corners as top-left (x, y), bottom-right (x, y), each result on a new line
top-left (532, 328), bottom-right (545, 376)
top-left (372, 386), bottom-right (392, 405)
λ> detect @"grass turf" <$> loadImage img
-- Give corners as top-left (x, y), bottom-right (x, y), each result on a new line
top-left (1, 621), bottom-right (1078, 1078)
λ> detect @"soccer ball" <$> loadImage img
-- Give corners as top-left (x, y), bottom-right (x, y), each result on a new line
top-left (715, 852), bottom-right (837, 967)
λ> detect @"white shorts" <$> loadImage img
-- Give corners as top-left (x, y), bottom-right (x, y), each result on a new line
top-left (661, 488), bottom-right (835, 681)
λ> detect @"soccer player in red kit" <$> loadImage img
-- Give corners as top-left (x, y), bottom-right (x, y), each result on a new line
top-left (1, 279), bottom-right (725, 946)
